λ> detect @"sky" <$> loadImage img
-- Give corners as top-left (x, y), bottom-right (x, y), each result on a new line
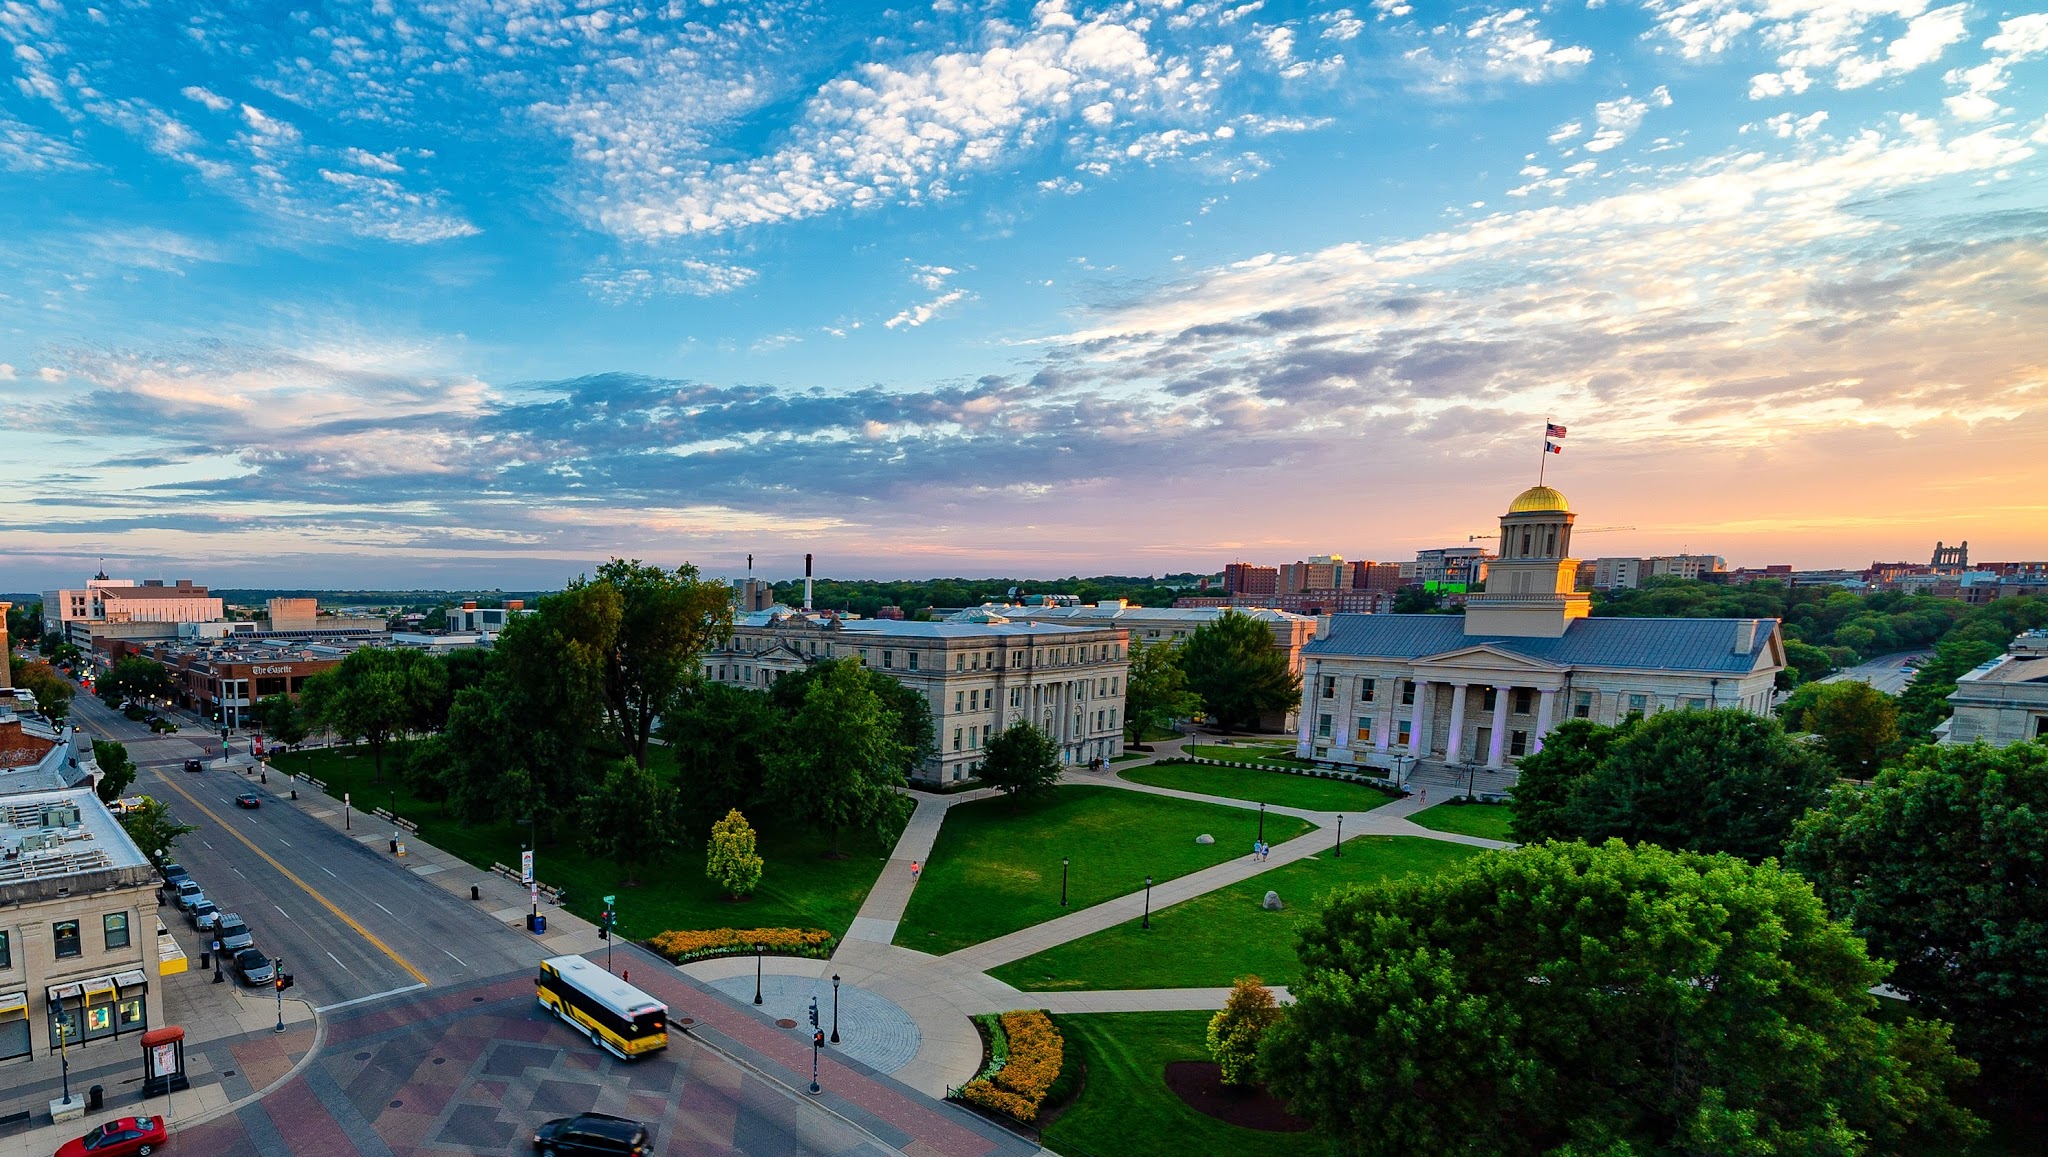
top-left (1, 0), bottom-right (2045, 591)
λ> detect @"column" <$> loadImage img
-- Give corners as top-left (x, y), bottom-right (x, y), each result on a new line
top-left (1486, 684), bottom-right (1511, 768)
top-left (1532, 689), bottom-right (1557, 753)
top-left (1408, 679), bottom-right (1431, 756)
top-left (1443, 684), bottom-right (1469, 763)
top-left (1375, 695), bottom-right (1393, 752)
top-left (1296, 665), bottom-right (1318, 757)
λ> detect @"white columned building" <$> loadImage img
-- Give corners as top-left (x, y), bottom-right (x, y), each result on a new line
top-left (1298, 484), bottom-right (1785, 773)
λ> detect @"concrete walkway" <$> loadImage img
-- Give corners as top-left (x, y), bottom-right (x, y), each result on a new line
top-left (843, 787), bottom-right (1001, 946)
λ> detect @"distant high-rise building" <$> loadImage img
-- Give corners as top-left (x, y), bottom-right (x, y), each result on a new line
top-left (1280, 555), bottom-right (1345, 593)
top-left (1347, 562), bottom-right (1403, 592)
top-left (1223, 563), bottom-right (1279, 597)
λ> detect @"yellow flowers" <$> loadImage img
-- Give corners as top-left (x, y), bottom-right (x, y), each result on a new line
top-left (960, 1010), bottom-right (1065, 1122)
top-left (647, 927), bottom-right (835, 963)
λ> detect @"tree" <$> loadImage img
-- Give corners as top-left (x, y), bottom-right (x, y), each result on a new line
top-left (92, 740), bottom-right (136, 802)
top-left (1897, 637), bottom-right (2005, 741)
top-left (1391, 587), bottom-right (1444, 614)
top-left (1207, 975), bottom-right (1282, 1087)
top-left (254, 694), bottom-right (310, 747)
top-left (582, 558), bottom-right (734, 765)
top-left (1518, 709), bottom-right (1836, 862)
top-left (9, 656), bottom-right (74, 722)
top-left (1122, 636), bottom-right (1201, 744)
top-left (119, 797), bottom-right (197, 867)
top-left (771, 661), bottom-right (935, 784)
top-left (5, 601), bottom-right (42, 650)
top-left (764, 659), bottom-right (911, 856)
top-left (706, 808), bottom-right (765, 900)
top-left (1261, 840), bottom-right (1982, 1157)
top-left (1179, 611), bottom-right (1300, 732)
top-left (301, 647), bottom-right (446, 784)
top-left (576, 758), bottom-right (682, 887)
top-left (664, 682), bottom-right (783, 830)
top-left (99, 656), bottom-right (169, 709)
top-left (1505, 717), bottom-right (1632, 845)
top-left (1799, 680), bottom-right (1899, 782)
top-left (1788, 741), bottom-right (2048, 1094)
top-left (1782, 639), bottom-right (1837, 686)
top-left (978, 721), bottom-right (1063, 798)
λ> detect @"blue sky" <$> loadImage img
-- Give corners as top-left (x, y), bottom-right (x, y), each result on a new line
top-left (3, 0), bottom-right (2046, 590)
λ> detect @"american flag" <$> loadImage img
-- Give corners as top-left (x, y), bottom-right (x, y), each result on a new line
top-left (1546, 423), bottom-right (1567, 439)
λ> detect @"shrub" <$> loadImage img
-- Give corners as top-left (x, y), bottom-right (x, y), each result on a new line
top-left (706, 808), bottom-right (765, 899)
top-left (1207, 975), bottom-right (1282, 1085)
top-left (646, 927), bottom-right (835, 964)
top-left (961, 1010), bottom-right (1065, 1121)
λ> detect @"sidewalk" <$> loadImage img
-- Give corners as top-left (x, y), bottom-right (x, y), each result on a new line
top-left (843, 787), bottom-right (1001, 946)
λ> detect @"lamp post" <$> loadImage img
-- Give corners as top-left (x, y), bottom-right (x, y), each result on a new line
top-left (54, 989), bottom-right (73, 1107)
top-left (830, 974), bottom-right (841, 1044)
top-left (1257, 802), bottom-right (1266, 843)
top-left (1335, 814), bottom-right (1343, 857)
top-left (753, 943), bottom-right (764, 1005)
top-left (212, 937), bottom-right (224, 984)
top-left (1060, 857), bottom-right (1069, 907)
top-left (1142, 875), bottom-right (1152, 930)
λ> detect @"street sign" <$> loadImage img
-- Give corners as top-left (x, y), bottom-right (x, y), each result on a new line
top-left (521, 850), bottom-right (534, 884)
top-left (602, 894), bottom-right (615, 906)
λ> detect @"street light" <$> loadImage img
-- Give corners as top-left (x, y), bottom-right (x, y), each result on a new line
top-left (830, 974), bottom-right (841, 1044)
top-left (753, 943), bottom-right (764, 1005)
top-left (212, 937), bottom-right (224, 984)
top-left (1142, 875), bottom-right (1153, 930)
top-left (1257, 801), bottom-right (1266, 843)
top-left (1335, 814), bottom-right (1343, 858)
top-left (53, 989), bottom-right (73, 1108)
top-left (1060, 857), bottom-right (1069, 907)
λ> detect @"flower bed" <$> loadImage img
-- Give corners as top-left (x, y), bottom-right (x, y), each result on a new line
top-left (646, 927), bottom-right (836, 964)
top-left (959, 1010), bottom-right (1065, 1123)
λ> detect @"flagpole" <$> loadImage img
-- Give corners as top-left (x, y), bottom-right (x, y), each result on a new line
top-left (1539, 428), bottom-right (1548, 486)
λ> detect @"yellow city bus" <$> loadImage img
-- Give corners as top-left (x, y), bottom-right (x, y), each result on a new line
top-left (535, 955), bottom-right (668, 1061)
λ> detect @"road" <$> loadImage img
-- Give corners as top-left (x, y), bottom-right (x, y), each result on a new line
top-left (1820, 650), bottom-right (1927, 697)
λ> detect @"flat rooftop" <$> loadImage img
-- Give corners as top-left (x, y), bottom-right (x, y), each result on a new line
top-left (0, 787), bottom-right (151, 886)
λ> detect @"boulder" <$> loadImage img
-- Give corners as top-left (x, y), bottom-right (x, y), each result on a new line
top-left (1195, 833), bottom-right (1215, 845)
top-left (1263, 891), bottom-right (1283, 911)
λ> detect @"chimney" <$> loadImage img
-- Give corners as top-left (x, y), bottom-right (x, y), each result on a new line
top-left (804, 554), bottom-right (814, 612)
top-left (1733, 620), bottom-right (1757, 654)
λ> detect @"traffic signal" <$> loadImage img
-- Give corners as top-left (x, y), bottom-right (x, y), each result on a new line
top-left (814, 1031), bottom-right (824, 1049)
top-left (276, 972), bottom-right (293, 991)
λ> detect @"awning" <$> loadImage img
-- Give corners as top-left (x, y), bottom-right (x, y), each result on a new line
top-left (114, 970), bottom-right (149, 993)
top-left (0, 991), bottom-right (26, 1019)
top-left (45, 981), bottom-right (83, 1004)
top-left (83, 976), bottom-right (117, 1002)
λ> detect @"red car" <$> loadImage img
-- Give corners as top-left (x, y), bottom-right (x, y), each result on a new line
top-left (54, 1116), bottom-right (166, 1156)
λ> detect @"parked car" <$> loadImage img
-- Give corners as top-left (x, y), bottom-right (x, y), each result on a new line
top-left (187, 900), bottom-right (220, 931)
top-left (234, 793), bottom-right (261, 809)
top-left (215, 914), bottom-right (253, 953)
top-left (532, 1113), bottom-right (653, 1156)
top-left (182, 758), bottom-right (203, 773)
top-left (233, 948), bottom-right (275, 987)
top-left (157, 861), bottom-right (189, 887)
top-left (171, 880), bottom-right (206, 911)
top-left (53, 1115), bottom-right (167, 1156)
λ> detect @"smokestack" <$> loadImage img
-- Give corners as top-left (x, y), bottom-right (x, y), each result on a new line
top-left (804, 553), bottom-right (814, 611)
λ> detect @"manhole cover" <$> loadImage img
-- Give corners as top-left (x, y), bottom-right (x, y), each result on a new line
top-left (473, 996), bottom-right (486, 1003)
top-left (775, 1019), bottom-right (798, 1029)
top-left (433, 1057), bottom-right (446, 1065)
top-left (389, 1100), bottom-right (403, 1108)
top-left (222, 1070), bottom-right (235, 1077)
top-left (677, 1018), bottom-right (695, 1026)
top-left (354, 1052), bottom-right (370, 1061)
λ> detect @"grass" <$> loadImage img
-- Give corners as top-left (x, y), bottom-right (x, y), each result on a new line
top-left (893, 785), bottom-right (1312, 954)
top-left (1409, 801), bottom-right (1516, 842)
top-left (990, 835), bottom-right (1484, 990)
top-left (1041, 1011), bottom-right (1327, 1157)
top-left (1182, 743), bottom-right (1318, 770)
top-left (270, 744), bottom-right (895, 941)
top-left (1121, 761), bottom-right (1395, 813)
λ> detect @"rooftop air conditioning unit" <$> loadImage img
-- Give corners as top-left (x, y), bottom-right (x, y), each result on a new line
top-left (19, 832), bottom-right (52, 852)
top-left (41, 804), bottom-right (83, 829)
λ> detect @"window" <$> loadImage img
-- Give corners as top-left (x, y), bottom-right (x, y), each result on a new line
top-left (104, 913), bottom-right (130, 950)
top-left (1509, 730), bottom-right (1528, 757)
top-left (968, 728), bottom-right (979, 750)
top-left (1010, 688), bottom-right (1022, 707)
top-left (882, 650), bottom-right (894, 669)
top-left (983, 724), bottom-right (992, 745)
top-left (956, 654), bottom-right (965, 671)
top-left (953, 728), bottom-right (963, 751)
top-left (1320, 675), bottom-right (1336, 699)
top-left (1397, 720), bottom-right (1413, 746)
top-left (1355, 718), bottom-right (1372, 743)
top-left (1513, 688), bottom-right (1534, 714)
top-left (1111, 676), bottom-right (1119, 695)
top-left (0, 929), bottom-right (9, 969)
top-left (1109, 709), bottom-right (1116, 730)
top-left (53, 920), bottom-right (81, 959)
top-left (1360, 678), bottom-right (1376, 703)
top-left (1627, 693), bottom-right (1648, 718)
top-left (1686, 698), bottom-right (1706, 711)
top-left (2037, 717), bottom-right (2048, 739)
top-left (971, 690), bottom-right (980, 711)
top-left (955, 691), bottom-right (964, 712)
top-left (1096, 710), bottom-right (1105, 730)
top-left (908, 651), bottom-right (919, 671)
top-left (1316, 713), bottom-right (1332, 738)
top-left (1573, 691), bottom-right (1592, 719)
top-left (1482, 687), bottom-right (1498, 712)
top-left (1400, 680), bottom-right (1416, 706)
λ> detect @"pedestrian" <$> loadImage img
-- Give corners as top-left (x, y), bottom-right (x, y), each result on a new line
top-left (1419, 788), bottom-right (1427, 806)
top-left (1251, 840), bottom-right (1261, 862)
top-left (910, 860), bottom-right (922, 883)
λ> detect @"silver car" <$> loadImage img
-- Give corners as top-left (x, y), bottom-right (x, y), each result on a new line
top-left (172, 879), bottom-right (206, 911)
top-left (234, 948), bottom-right (275, 986)
top-left (188, 899), bottom-right (221, 931)
top-left (215, 915), bottom-right (253, 953)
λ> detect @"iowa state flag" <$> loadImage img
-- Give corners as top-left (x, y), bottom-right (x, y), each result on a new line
top-left (1546, 423), bottom-right (1567, 439)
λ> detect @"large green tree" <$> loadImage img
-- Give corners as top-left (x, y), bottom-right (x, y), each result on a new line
top-left (301, 647), bottom-right (446, 783)
top-left (254, 693), bottom-right (310, 747)
top-left (763, 659), bottom-right (911, 855)
top-left (1794, 680), bottom-right (1900, 782)
top-left (581, 558), bottom-right (733, 765)
top-left (9, 656), bottom-right (74, 722)
top-left (770, 660), bottom-right (935, 783)
top-left (1506, 717), bottom-right (1633, 845)
top-left (663, 681), bottom-right (784, 830)
top-left (1261, 840), bottom-right (1982, 1157)
top-left (1896, 637), bottom-right (2005, 741)
top-left (92, 740), bottom-right (136, 802)
top-left (1787, 741), bottom-right (2048, 1093)
top-left (5, 601), bottom-right (43, 649)
top-left (98, 655), bottom-right (169, 708)
top-left (576, 757), bottom-right (682, 887)
top-left (978, 721), bottom-right (1063, 799)
top-left (119, 797), bottom-right (197, 868)
top-left (1509, 709), bottom-right (1835, 861)
top-left (1121, 635), bottom-right (1201, 745)
top-left (1179, 610), bottom-right (1300, 732)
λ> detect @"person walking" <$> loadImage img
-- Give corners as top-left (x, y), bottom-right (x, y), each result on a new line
top-left (910, 860), bottom-right (922, 884)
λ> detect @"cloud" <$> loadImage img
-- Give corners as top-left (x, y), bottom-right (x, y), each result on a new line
top-left (0, 112), bottom-right (84, 173)
top-left (1583, 86), bottom-right (1672, 152)
top-left (1404, 8), bottom-right (1593, 91)
top-left (180, 86), bottom-right (232, 112)
top-left (1643, 0), bottom-right (1971, 96)
top-left (581, 259), bottom-right (761, 303)
top-left (1945, 14), bottom-right (2048, 122)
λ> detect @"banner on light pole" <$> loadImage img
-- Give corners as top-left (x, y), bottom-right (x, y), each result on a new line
top-left (521, 850), bottom-right (534, 884)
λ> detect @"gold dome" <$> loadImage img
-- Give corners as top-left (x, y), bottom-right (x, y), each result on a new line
top-left (1507, 485), bottom-right (1570, 514)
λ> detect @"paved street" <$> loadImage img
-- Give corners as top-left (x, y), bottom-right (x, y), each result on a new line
top-left (1821, 650), bottom-right (1926, 697)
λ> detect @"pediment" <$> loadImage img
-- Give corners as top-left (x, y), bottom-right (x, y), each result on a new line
top-left (1413, 644), bottom-right (1564, 673)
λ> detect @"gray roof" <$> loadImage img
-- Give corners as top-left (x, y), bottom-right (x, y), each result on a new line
top-left (837, 620), bottom-right (1107, 639)
top-left (1303, 614), bottom-right (1779, 674)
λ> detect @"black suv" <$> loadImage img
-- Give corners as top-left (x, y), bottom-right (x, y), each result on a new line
top-left (532, 1113), bottom-right (651, 1155)
top-left (183, 758), bottom-right (204, 773)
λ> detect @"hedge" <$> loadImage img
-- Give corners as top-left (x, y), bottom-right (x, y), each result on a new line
top-left (960, 1010), bottom-right (1064, 1123)
top-left (646, 927), bottom-right (836, 964)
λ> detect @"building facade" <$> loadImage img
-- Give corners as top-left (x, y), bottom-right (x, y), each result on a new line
top-left (1297, 485), bottom-right (1784, 771)
top-left (1222, 564), bottom-right (1279, 597)
top-left (0, 788), bottom-right (159, 1065)
top-left (42, 578), bottom-right (223, 647)
top-left (702, 611), bottom-right (1130, 783)
top-left (1942, 629), bottom-right (2048, 747)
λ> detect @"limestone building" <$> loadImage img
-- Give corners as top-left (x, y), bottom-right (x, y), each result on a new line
top-left (1297, 484), bottom-right (1784, 771)
top-left (702, 609), bottom-right (1129, 783)
top-left (1942, 629), bottom-right (2048, 747)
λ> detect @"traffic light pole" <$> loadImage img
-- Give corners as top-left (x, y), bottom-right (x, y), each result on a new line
top-left (601, 894), bottom-right (617, 973)
top-left (275, 956), bottom-right (287, 1033)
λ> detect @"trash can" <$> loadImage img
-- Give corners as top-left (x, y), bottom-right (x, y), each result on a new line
top-left (470, 885), bottom-right (480, 901)
top-left (389, 837), bottom-right (398, 853)
top-left (199, 950), bottom-right (211, 970)
top-left (87, 1085), bottom-right (103, 1111)
top-left (529, 914), bottom-right (547, 935)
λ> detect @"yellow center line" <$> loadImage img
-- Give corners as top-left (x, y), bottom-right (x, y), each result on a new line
top-left (150, 770), bottom-right (431, 987)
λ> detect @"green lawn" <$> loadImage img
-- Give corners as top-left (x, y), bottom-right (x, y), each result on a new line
top-left (1121, 761), bottom-right (1395, 813)
top-left (1042, 1011), bottom-right (1328, 1157)
top-left (1409, 801), bottom-right (1516, 842)
top-left (894, 785), bottom-right (1312, 954)
top-left (1182, 743), bottom-right (1318, 770)
top-left (990, 836), bottom-right (1484, 990)
top-left (271, 745), bottom-right (895, 941)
